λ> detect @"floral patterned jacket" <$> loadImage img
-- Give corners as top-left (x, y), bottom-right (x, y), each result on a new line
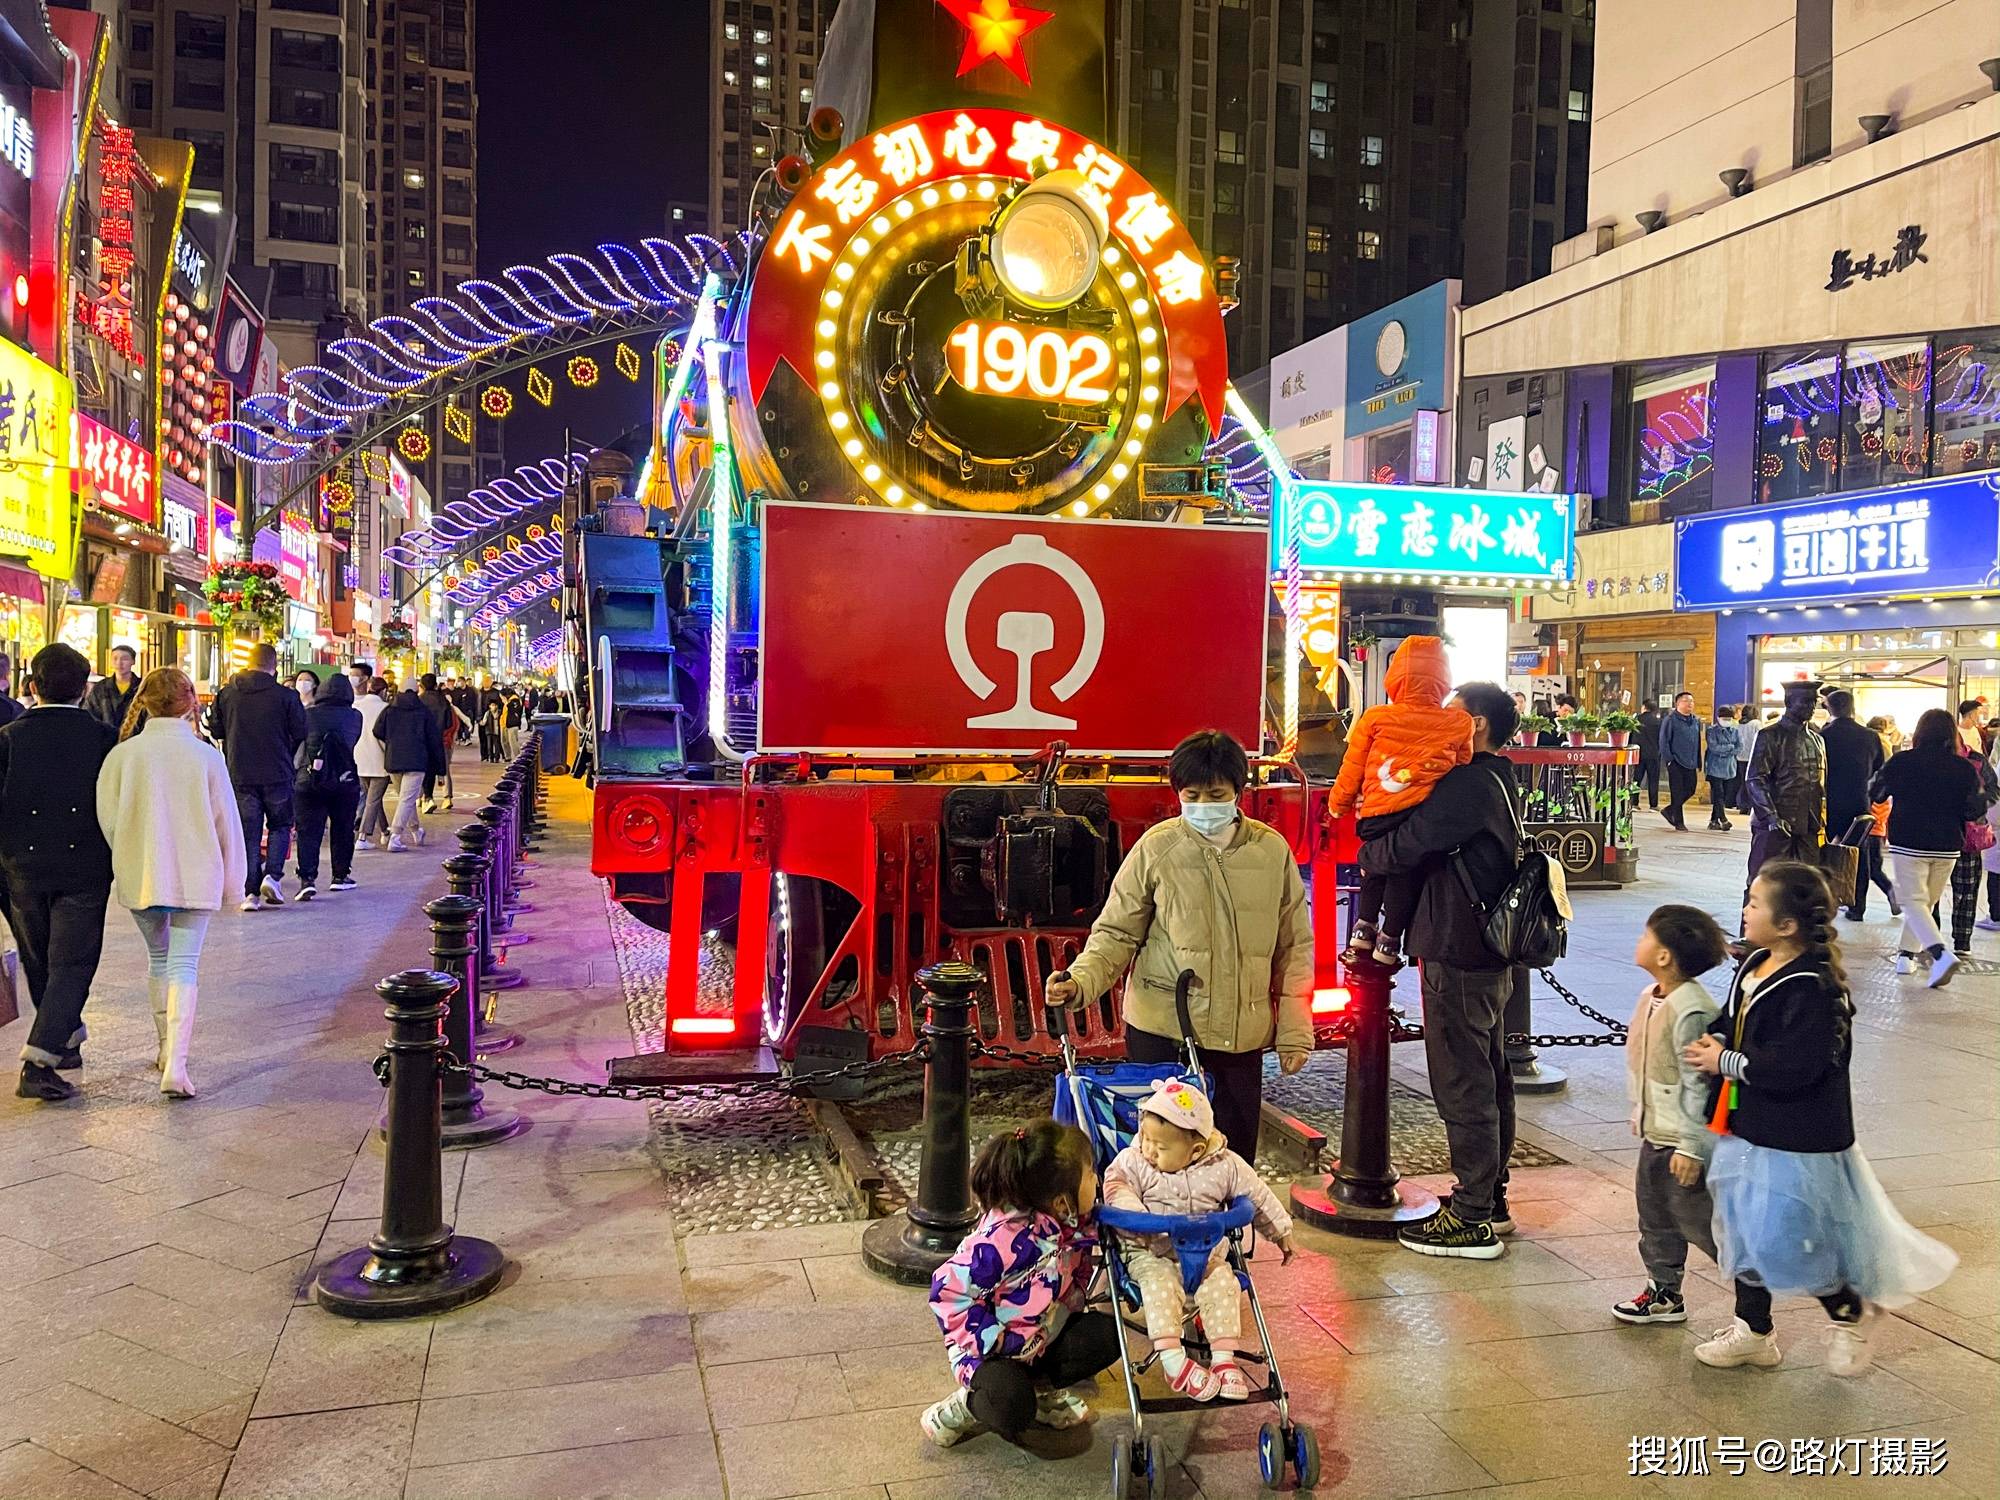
top-left (929, 1208), bottom-right (1096, 1386)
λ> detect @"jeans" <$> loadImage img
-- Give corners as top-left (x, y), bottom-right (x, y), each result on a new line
top-left (1126, 1024), bottom-right (1265, 1162)
top-left (389, 771), bottom-right (427, 842)
top-left (1734, 765), bottom-right (1754, 813)
top-left (965, 1311), bottom-right (1121, 1438)
top-left (1417, 961), bottom-right (1516, 1223)
top-left (1665, 763), bottom-right (1698, 825)
top-left (1889, 851), bottom-right (1956, 955)
top-left (296, 781), bottom-right (360, 884)
top-left (358, 776), bottom-right (392, 841)
top-left (236, 782), bottom-right (293, 895)
top-left (131, 907), bottom-right (211, 984)
top-left (5, 883), bottom-right (109, 1066)
top-left (1635, 1140), bottom-right (1718, 1290)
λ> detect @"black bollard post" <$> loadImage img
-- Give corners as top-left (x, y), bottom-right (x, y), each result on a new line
top-left (446, 853), bottom-right (522, 1050)
top-left (314, 970), bottom-right (507, 1317)
top-left (456, 823), bottom-right (525, 989)
top-left (861, 962), bottom-right (984, 1284)
top-left (494, 784), bottom-right (534, 915)
top-left (423, 895), bottom-right (528, 1147)
top-left (510, 767), bottom-right (541, 855)
top-left (1506, 964), bottom-right (1567, 1094)
top-left (1289, 958), bottom-right (1438, 1237)
top-left (477, 805), bottom-right (519, 934)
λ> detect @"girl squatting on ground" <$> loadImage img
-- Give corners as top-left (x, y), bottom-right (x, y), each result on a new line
top-left (1683, 862), bottom-right (1957, 1374)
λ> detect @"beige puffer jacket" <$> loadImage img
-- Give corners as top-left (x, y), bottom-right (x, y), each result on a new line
top-left (1067, 815), bottom-right (1313, 1055)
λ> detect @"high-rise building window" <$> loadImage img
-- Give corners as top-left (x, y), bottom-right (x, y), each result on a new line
top-left (175, 13), bottom-right (225, 60)
top-left (1360, 135), bottom-right (1383, 167)
top-left (174, 75), bottom-right (225, 111)
top-left (407, 268), bottom-right (426, 288)
top-left (1358, 182), bottom-right (1382, 212)
top-left (1310, 79), bottom-right (1333, 113)
top-left (1217, 129), bottom-right (1244, 165)
top-left (1305, 224), bottom-right (1330, 256)
top-left (1308, 128), bottom-right (1328, 160)
top-left (753, 75), bottom-right (771, 92)
top-left (1305, 269), bottom-right (1329, 304)
top-left (270, 201), bottom-right (339, 244)
top-left (1794, 66), bottom-right (1831, 167)
top-left (131, 22), bottom-right (153, 56)
top-left (178, 129), bottom-right (225, 187)
top-left (271, 142), bottom-right (339, 185)
top-left (724, 22), bottom-right (739, 39)
top-left (271, 28), bottom-right (338, 71)
top-left (754, 28), bottom-right (771, 43)
top-left (1355, 230), bottom-right (1382, 260)
top-left (130, 78), bottom-right (154, 113)
top-left (271, 85), bottom-right (338, 129)
top-left (1567, 89), bottom-right (1589, 122)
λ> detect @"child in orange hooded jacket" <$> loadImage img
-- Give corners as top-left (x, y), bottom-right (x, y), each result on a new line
top-left (1328, 636), bottom-right (1476, 966)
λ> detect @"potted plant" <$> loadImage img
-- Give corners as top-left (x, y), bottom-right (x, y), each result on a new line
top-left (1603, 710), bottom-right (1641, 748)
top-left (202, 561), bottom-right (287, 638)
top-left (1519, 713), bottom-right (1555, 742)
top-left (1566, 709), bottom-right (1605, 747)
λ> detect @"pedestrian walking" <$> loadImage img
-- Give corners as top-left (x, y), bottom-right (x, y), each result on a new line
top-left (1821, 691), bottom-right (1886, 920)
top-left (1947, 737), bottom-right (1997, 957)
top-left (1684, 862), bottom-right (1957, 1376)
top-left (417, 672), bottom-right (470, 811)
top-left (1611, 904), bottom-right (1730, 1325)
top-left (346, 660), bottom-right (373, 701)
top-left (97, 668), bottom-right (247, 1099)
top-left (921, 1120), bottom-right (1117, 1448)
top-left (0, 644), bottom-right (118, 1102)
top-left (1957, 700), bottom-right (1988, 757)
top-left (1659, 691), bottom-right (1702, 831)
top-left (1733, 707), bottom-right (1763, 813)
top-left (1743, 680), bottom-right (1825, 891)
top-left (500, 687), bottom-right (526, 759)
top-left (1356, 681), bottom-right (1523, 1259)
top-left (1872, 708), bottom-right (1986, 987)
top-left (0, 653), bottom-right (21, 728)
top-left (478, 685), bottom-right (502, 762)
top-left (1634, 702), bottom-right (1663, 809)
top-left (84, 643), bottom-right (140, 729)
top-left (376, 687), bottom-right (445, 851)
top-left (1047, 730), bottom-right (1313, 1161)
top-left (1704, 707), bottom-right (1741, 830)
top-left (206, 642), bottom-right (308, 911)
top-left (354, 675), bottom-right (391, 849)
top-left (293, 671), bottom-right (362, 899)
top-left (291, 670), bottom-right (318, 707)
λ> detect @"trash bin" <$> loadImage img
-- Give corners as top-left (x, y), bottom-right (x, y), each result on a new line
top-left (531, 713), bottom-right (571, 774)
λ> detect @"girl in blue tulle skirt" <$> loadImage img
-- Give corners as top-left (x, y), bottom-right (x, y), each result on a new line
top-left (1683, 860), bottom-right (1957, 1376)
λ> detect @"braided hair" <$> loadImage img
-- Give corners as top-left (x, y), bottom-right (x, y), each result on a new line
top-left (1753, 860), bottom-right (1850, 996)
top-left (969, 1119), bottom-right (1094, 1218)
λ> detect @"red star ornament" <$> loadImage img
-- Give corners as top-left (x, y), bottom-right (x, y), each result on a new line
top-left (938, 0), bottom-right (1055, 85)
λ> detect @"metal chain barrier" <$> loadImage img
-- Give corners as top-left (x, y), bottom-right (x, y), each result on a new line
top-left (1316, 967), bottom-right (1629, 1052)
top-left (383, 1043), bottom-right (933, 1104)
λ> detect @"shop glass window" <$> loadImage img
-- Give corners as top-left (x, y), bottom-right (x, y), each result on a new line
top-left (1366, 427), bottom-right (1412, 485)
top-left (1629, 361), bottom-right (1716, 518)
top-left (1840, 339), bottom-right (1930, 491)
top-left (1759, 345), bottom-right (1841, 502)
top-left (1929, 331), bottom-right (2000, 479)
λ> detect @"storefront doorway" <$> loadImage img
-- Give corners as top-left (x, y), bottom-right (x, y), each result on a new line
top-left (1754, 627), bottom-right (2000, 727)
top-left (1637, 650), bottom-right (1684, 709)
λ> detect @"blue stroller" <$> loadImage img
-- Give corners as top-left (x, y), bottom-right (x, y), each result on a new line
top-left (1050, 970), bottom-right (1322, 1496)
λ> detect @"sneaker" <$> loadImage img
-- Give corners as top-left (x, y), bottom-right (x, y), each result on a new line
top-left (1826, 1311), bottom-right (1874, 1377)
top-left (240, 894), bottom-right (262, 912)
top-left (260, 875), bottom-right (285, 906)
top-left (331, 877), bottom-right (358, 892)
top-left (1371, 934), bottom-right (1403, 968)
top-left (1693, 1317), bottom-right (1783, 1369)
top-left (919, 1388), bottom-right (981, 1447)
top-left (296, 882), bottom-right (317, 902)
top-left (413, 827), bottom-right (428, 847)
top-left (1034, 1386), bottom-right (1094, 1428)
top-left (1889, 900), bottom-right (1903, 917)
top-left (440, 799), bottom-right (453, 811)
top-left (16, 1062), bottom-right (78, 1101)
top-left (1339, 921), bottom-right (1380, 967)
top-left (1398, 1206), bottom-right (1505, 1260)
top-left (1928, 948), bottom-right (1960, 989)
top-left (1212, 1362), bottom-right (1251, 1401)
top-left (1612, 1282), bottom-right (1688, 1324)
top-left (1894, 953), bottom-right (1916, 976)
top-left (1978, 917), bottom-right (2000, 932)
top-left (421, 799), bottom-right (437, 814)
top-left (1440, 1193), bottom-right (1514, 1235)
top-left (386, 837), bottom-right (410, 853)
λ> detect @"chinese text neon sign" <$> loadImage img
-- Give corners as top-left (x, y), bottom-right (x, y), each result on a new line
top-left (81, 120), bottom-right (142, 364)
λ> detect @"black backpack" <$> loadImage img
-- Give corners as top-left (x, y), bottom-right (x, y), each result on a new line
top-left (300, 727), bottom-right (352, 794)
top-left (1452, 766), bottom-right (1571, 968)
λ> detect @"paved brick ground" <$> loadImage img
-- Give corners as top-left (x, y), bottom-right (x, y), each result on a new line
top-left (0, 769), bottom-right (1993, 1499)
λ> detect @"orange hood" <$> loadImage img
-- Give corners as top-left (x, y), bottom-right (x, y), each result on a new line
top-left (1385, 635), bottom-right (1452, 708)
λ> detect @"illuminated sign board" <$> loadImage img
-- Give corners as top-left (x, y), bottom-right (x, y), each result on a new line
top-left (281, 513), bottom-right (311, 598)
top-left (1282, 480), bottom-right (1576, 585)
top-left (1674, 472), bottom-right (2000, 609)
top-left (0, 341), bottom-right (76, 580)
top-left (162, 475), bottom-right (209, 557)
top-left (0, 95), bottom-right (33, 182)
top-left (945, 319), bottom-right (1113, 406)
top-left (72, 412), bottom-right (155, 525)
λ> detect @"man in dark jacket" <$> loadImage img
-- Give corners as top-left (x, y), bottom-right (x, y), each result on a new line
top-left (83, 643), bottom-right (140, 729)
top-left (293, 671), bottom-right (363, 899)
top-left (376, 688), bottom-right (445, 850)
top-left (1359, 681), bottom-right (1521, 1262)
top-left (207, 642), bottom-right (309, 910)
top-left (1658, 692), bottom-right (1703, 830)
top-left (0, 654), bottom-right (20, 727)
top-left (1820, 690), bottom-right (1886, 920)
top-left (0, 644), bottom-right (119, 1101)
top-left (1745, 679), bottom-right (1826, 893)
top-left (417, 672), bottom-right (460, 811)
top-left (1634, 703), bottom-right (1663, 809)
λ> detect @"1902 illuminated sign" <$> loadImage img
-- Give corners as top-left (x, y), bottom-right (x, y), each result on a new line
top-left (1280, 480), bottom-right (1577, 585)
top-left (1673, 472), bottom-right (2000, 609)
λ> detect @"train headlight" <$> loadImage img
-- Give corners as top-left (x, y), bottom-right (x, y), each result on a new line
top-left (988, 173), bottom-right (1102, 311)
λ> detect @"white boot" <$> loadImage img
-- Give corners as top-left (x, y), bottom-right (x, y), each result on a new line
top-left (149, 978), bottom-right (169, 1071)
top-left (160, 981), bottom-right (198, 1099)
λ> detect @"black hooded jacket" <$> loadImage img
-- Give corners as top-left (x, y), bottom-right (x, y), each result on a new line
top-left (375, 689), bottom-right (446, 775)
top-left (296, 671), bottom-right (362, 790)
top-left (207, 669), bottom-right (308, 788)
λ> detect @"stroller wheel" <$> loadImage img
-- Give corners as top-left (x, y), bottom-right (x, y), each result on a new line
top-left (1291, 1425), bottom-right (1322, 1490)
top-left (1112, 1436), bottom-right (1134, 1499)
top-left (1145, 1434), bottom-right (1171, 1500)
top-left (1258, 1421), bottom-right (1284, 1489)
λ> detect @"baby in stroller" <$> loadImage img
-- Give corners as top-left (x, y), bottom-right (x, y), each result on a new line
top-left (1105, 1078), bottom-right (1296, 1401)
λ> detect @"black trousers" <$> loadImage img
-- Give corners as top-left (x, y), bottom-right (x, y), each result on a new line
top-left (1706, 773), bottom-right (1736, 824)
top-left (1988, 869), bottom-right (2000, 922)
top-left (1126, 1024), bottom-right (1264, 1162)
top-left (967, 1310), bottom-right (1121, 1436)
top-left (236, 782), bottom-right (294, 894)
top-left (1848, 834), bottom-right (1895, 917)
top-left (1636, 757), bottom-right (1660, 808)
top-left (295, 781), bottom-right (361, 884)
top-left (1665, 763), bottom-right (1697, 824)
top-left (1417, 961), bottom-right (1516, 1223)
top-left (3, 882), bottom-right (110, 1067)
top-left (1734, 1279), bottom-right (1861, 1335)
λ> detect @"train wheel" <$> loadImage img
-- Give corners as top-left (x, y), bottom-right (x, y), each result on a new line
top-left (764, 874), bottom-right (827, 1045)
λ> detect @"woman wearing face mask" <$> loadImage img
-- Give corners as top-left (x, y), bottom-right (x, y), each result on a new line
top-left (1047, 730), bottom-right (1314, 1161)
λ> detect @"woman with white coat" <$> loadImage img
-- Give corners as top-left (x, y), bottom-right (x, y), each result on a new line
top-left (354, 674), bottom-right (392, 850)
top-left (97, 668), bottom-right (246, 1098)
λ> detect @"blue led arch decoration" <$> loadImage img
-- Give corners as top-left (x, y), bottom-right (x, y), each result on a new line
top-left (379, 455), bottom-right (586, 572)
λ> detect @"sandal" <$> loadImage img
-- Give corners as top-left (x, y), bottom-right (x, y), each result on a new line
top-left (1213, 1362), bottom-right (1251, 1401)
top-left (1164, 1356), bottom-right (1222, 1402)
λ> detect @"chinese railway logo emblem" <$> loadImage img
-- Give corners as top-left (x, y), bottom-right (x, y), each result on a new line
top-left (944, 533), bottom-right (1105, 731)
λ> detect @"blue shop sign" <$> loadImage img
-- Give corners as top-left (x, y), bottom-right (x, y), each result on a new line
top-left (1280, 481), bottom-right (1577, 584)
top-left (1345, 281), bottom-right (1452, 438)
top-left (1673, 472), bottom-right (2000, 609)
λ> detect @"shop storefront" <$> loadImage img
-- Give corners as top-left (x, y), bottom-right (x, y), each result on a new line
top-left (1678, 469), bottom-right (2000, 726)
top-left (1530, 522), bottom-right (1717, 714)
top-left (0, 337), bottom-right (76, 655)
top-left (1344, 281), bottom-right (1457, 487)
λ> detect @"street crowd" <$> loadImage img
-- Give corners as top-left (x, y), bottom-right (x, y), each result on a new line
top-left (0, 642), bottom-right (557, 1104)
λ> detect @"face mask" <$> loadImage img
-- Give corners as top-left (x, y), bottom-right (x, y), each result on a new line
top-left (1180, 799), bottom-right (1238, 835)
